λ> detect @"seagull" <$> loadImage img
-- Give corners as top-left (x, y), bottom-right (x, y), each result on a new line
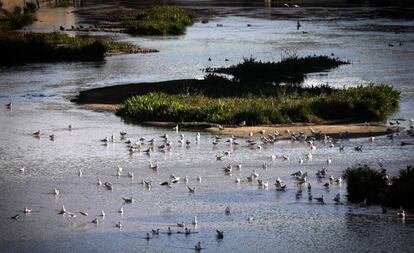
top-left (10, 214), bottom-right (20, 220)
top-left (120, 131), bottom-right (127, 137)
top-left (100, 210), bottom-right (105, 217)
top-left (101, 137), bottom-right (108, 143)
top-left (92, 218), bottom-right (98, 224)
top-left (6, 101), bottom-right (12, 108)
top-left (397, 209), bottom-right (406, 218)
top-left (314, 195), bottom-right (325, 204)
top-left (192, 216), bottom-right (198, 225)
top-left (116, 221), bottom-right (122, 228)
top-left (32, 130), bottom-right (41, 137)
top-left (194, 242), bottom-right (202, 251)
top-left (184, 176), bottom-right (189, 184)
top-left (334, 193), bottom-right (341, 203)
top-left (122, 197), bottom-right (134, 204)
top-left (149, 162), bottom-right (158, 171)
top-left (49, 134), bottom-right (55, 141)
top-left (78, 169), bottom-right (82, 177)
top-left (104, 182), bottom-right (113, 191)
top-left (68, 125), bottom-right (72, 131)
top-left (218, 124), bottom-right (225, 131)
top-left (247, 216), bottom-right (254, 223)
top-left (79, 211), bottom-right (89, 216)
top-left (19, 167), bottom-right (25, 172)
top-left (283, 3), bottom-right (290, 7)
top-left (235, 178), bottom-right (240, 183)
top-left (53, 188), bottom-right (60, 196)
top-left (369, 136), bottom-right (375, 142)
top-left (23, 207), bottom-right (32, 213)
top-left (197, 176), bottom-right (202, 182)
top-left (293, 4), bottom-right (300, 8)
top-left (177, 221), bottom-right (186, 227)
top-left (216, 230), bottom-right (224, 240)
top-left (58, 205), bottom-right (66, 214)
top-left (187, 186), bottom-right (196, 193)
top-left (128, 172), bottom-right (134, 178)
top-left (225, 206), bottom-right (231, 215)
top-left (118, 207), bottom-right (124, 214)
top-left (97, 178), bottom-right (102, 186)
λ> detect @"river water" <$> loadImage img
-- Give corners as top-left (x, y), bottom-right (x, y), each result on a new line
top-left (0, 2), bottom-right (414, 252)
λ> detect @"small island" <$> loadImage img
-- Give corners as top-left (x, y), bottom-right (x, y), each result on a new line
top-left (74, 55), bottom-right (401, 138)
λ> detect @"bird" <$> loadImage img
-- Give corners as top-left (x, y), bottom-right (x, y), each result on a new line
top-left (49, 134), bottom-right (55, 141)
top-left (10, 214), bottom-right (20, 220)
top-left (59, 25), bottom-right (65, 31)
top-left (52, 188), bottom-right (60, 196)
top-left (122, 197), bottom-right (134, 204)
top-left (187, 186), bottom-right (196, 193)
top-left (32, 130), bottom-right (41, 137)
top-left (23, 207), bottom-right (32, 213)
top-left (78, 169), bottom-right (82, 177)
top-left (208, 57), bottom-right (211, 61)
top-left (397, 209), bottom-right (406, 218)
top-left (58, 205), bottom-right (66, 214)
top-left (177, 222), bottom-right (186, 227)
top-left (216, 230), bottom-right (224, 239)
top-left (116, 221), bottom-right (122, 228)
top-left (97, 178), bottom-right (102, 186)
top-left (235, 178), bottom-right (240, 184)
top-left (118, 207), bottom-right (124, 214)
top-left (104, 182), bottom-right (113, 191)
top-left (197, 176), bottom-right (202, 182)
top-left (247, 216), bottom-right (254, 223)
top-left (314, 195), bottom-right (325, 204)
top-left (92, 218), bottom-right (98, 224)
top-left (334, 193), bottom-right (341, 203)
top-left (293, 4), bottom-right (300, 8)
top-left (100, 210), bottom-right (106, 217)
top-left (283, 3), bottom-right (290, 7)
top-left (19, 167), bottom-right (25, 172)
top-left (6, 101), bottom-right (12, 108)
top-left (194, 242), bottom-right (202, 251)
top-left (173, 125), bottom-right (179, 131)
top-left (79, 211), bottom-right (88, 216)
top-left (225, 206), bottom-right (231, 215)
top-left (128, 172), bottom-right (134, 178)
top-left (192, 216), bottom-right (198, 225)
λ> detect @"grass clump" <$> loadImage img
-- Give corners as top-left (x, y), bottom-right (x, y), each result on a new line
top-left (344, 165), bottom-right (414, 210)
top-left (0, 32), bottom-right (144, 65)
top-left (121, 5), bottom-right (195, 35)
top-left (207, 55), bottom-right (349, 83)
top-left (117, 84), bottom-right (399, 125)
top-left (0, 3), bottom-right (37, 31)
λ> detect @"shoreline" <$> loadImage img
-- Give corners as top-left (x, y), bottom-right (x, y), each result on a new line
top-left (79, 102), bottom-right (399, 139)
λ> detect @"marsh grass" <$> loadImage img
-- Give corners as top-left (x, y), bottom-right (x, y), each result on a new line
top-left (207, 55), bottom-right (349, 83)
top-left (121, 5), bottom-right (195, 35)
top-left (344, 165), bottom-right (414, 210)
top-left (118, 84), bottom-right (399, 125)
top-left (0, 32), bottom-right (143, 64)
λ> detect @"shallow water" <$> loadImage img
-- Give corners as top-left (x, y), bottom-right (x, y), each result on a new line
top-left (0, 3), bottom-right (414, 253)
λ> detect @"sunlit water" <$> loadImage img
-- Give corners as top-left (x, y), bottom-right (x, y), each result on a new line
top-left (0, 3), bottom-right (414, 253)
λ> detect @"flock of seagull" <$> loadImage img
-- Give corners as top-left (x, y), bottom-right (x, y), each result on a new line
top-left (6, 101), bottom-right (413, 250)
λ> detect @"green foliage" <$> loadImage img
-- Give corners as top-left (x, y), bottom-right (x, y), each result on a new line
top-left (0, 32), bottom-right (140, 64)
top-left (385, 166), bottom-right (414, 210)
top-left (344, 165), bottom-right (414, 210)
top-left (343, 165), bottom-right (388, 203)
top-left (207, 55), bottom-right (349, 83)
top-left (118, 83), bottom-right (399, 125)
top-left (121, 5), bottom-right (195, 35)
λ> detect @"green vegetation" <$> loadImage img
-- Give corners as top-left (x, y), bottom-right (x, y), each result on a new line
top-left (117, 84), bottom-right (399, 125)
top-left (344, 165), bottom-right (414, 210)
top-left (121, 5), bottom-right (195, 35)
top-left (0, 3), bottom-right (37, 31)
top-left (207, 55), bottom-right (349, 83)
top-left (0, 32), bottom-right (146, 65)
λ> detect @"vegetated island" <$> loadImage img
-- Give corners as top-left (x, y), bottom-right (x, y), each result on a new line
top-left (74, 55), bottom-right (401, 138)
top-left (0, 32), bottom-right (158, 65)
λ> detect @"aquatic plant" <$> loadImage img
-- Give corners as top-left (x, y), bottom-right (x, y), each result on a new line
top-left (206, 55), bottom-right (349, 83)
top-left (121, 5), bottom-right (195, 35)
top-left (0, 32), bottom-right (145, 64)
top-left (343, 165), bottom-right (388, 204)
top-left (344, 165), bottom-right (414, 210)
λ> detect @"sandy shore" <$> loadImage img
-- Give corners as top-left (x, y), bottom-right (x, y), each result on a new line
top-left (80, 103), bottom-right (120, 112)
top-left (79, 103), bottom-right (399, 139)
top-left (207, 124), bottom-right (399, 139)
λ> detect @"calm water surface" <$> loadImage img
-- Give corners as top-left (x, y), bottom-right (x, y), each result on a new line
top-left (0, 3), bottom-right (414, 253)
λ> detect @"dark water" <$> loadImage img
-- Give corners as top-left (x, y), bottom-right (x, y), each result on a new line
top-left (0, 2), bottom-right (414, 252)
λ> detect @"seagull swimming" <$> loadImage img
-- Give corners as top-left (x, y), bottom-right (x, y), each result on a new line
top-left (187, 186), bottom-right (196, 193)
top-left (122, 197), bottom-right (134, 204)
top-left (192, 216), bottom-right (198, 225)
top-left (58, 205), bottom-right (66, 214)
top-left (23, 207), bottom-right (32, 213)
